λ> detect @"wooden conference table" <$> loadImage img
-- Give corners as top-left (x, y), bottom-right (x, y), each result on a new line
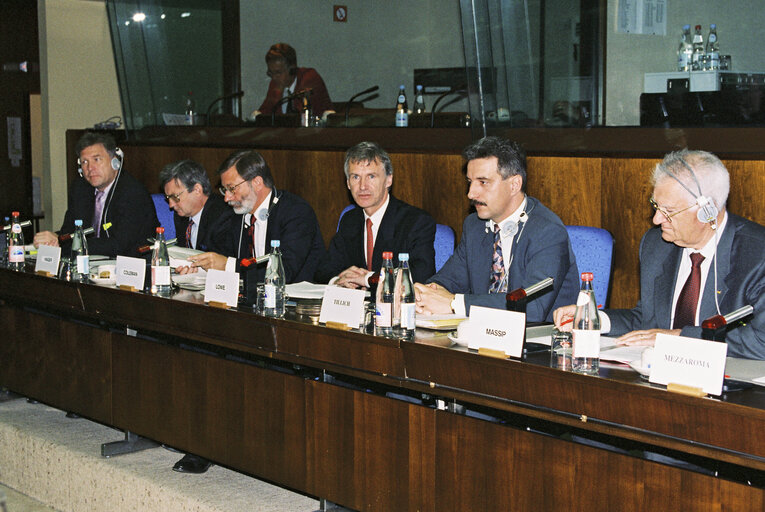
top-left (1, 267), bottom-right (764, 511)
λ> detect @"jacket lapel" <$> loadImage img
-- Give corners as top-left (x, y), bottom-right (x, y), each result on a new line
top-left (655, 246), bottom-right (682, 329)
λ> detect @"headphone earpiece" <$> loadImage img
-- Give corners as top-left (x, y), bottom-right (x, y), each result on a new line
top-left (111, 147), bottom-right (124, 171)
top-left (77, 157), bottom-right (83, 177)
top-left (696, 195), bottom-right (719, 225)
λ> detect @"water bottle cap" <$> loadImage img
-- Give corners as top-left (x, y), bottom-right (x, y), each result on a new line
top-left (683, 24), bottom-right (690, 30)
top-left (399, 85), bottom-right (405, 89)
top-left (710, 23), bottom-right (716, 29)
top-left (12, 211), bottom-right (19, 216)
top-left (382, 251), bottom-right (393, 259)
top-left (581, 272), bottom-right (594, 282)
top-left (156, 226), bottom-right (164, 234)
top-left (416, 85), bottom-right (422, 91)
top-left (271, 239), bottom-right (280, 248)
top-left (74, 219), bottom-right (83, 227)
top-left (398, 253), bottom-right (409, 261)
top-left (695, 24), bottom-right (701, 30)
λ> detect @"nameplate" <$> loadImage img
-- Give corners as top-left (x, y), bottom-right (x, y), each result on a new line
top-left (466, 305), bottom-right (526, 358)
top-left (319, 286), bottom-right (366, 329)
top-left (204, 269), bottom-right (239, 307)
top-left (116, 256), bottom-right (146, 291)
top-left (34, 245), bottom-right (60, 276)
top-left (650, 333), bottom-right (728, 396)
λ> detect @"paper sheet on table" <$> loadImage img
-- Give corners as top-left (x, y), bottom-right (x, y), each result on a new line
top-left (599, 339), bottom-right (645, 364)
top-left (726, 357), bottom-right (765, 386)
top-left (286, 282), bottom-right (327, 299)
top-left (168, 246), bottom-right (203, 259)
top-left (416, 314), bottom-right (468, 330)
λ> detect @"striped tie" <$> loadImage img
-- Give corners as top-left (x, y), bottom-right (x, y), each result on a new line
top-left (186, 219), bottom-right (194, 249)
top-left (488, 224), bottom-right (506, 293)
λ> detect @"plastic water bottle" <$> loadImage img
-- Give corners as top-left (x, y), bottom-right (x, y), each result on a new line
top-left (375, 251), bottom-right (395, 337)
top-left (413, 85), bottom-right (426, 114)
top-left (71, 219), bottom-right (90, 282)
top-left (572, 272), bottom-right (600, 375)
top-left (300, 94), bottom-right (313, 127)
top-left (706, 24), bottom-right (719, 70)
top-left (677, 24), bottom-right (693, 72)
top-left (151, 227), bottom-right (172, 297)
top-left (264, 239), bottom-right (286, 317)
top-left (394, 253), bottom-right (416, 341)
top-left (395, 85), bottom-right (408, 127)
top-left (691, 25), bottom-right (705, 70)
top-left (184, 91), bottom-right (196, 125)
top-left (8, 211), bottom-right (25, 271)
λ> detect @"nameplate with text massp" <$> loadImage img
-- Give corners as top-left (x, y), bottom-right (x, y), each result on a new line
top-left (115, 256), bottom-right (146, 290)
top-left (467, 305), bottom-right (526, 357)
top-left (319, 286), bottom-right (366, 329)
top-left (650, 333), bottom-right (728, 396)
top-left (34, 245), bottom-right (61, 275)
top-left (204, 269), bottom-right (239, 307)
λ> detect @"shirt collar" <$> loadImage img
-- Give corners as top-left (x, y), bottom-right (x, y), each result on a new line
top-left (486, 196), bottom-right (528, 233)
top-left (364, 194), bottom-right (390, 226)
top-left (95, 179), bottom-right (115, 198)
top-left (190, 204), bottom-right (204, 226)
top-left (685, 210), bottom-right (729, 260)
top-left (251, 191), bottom-right (273, 224)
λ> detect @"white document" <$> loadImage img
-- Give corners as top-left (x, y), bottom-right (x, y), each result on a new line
top-left (203, 269), bottom-right (239, 307)
top-left (650, 333), bottom-right (728, 396)
top-left (34, 245), bottom-right (60, 275)
top-left (319, 286), bottom-right (366, 329)
top-left (115, 256), bottom-right (146, 290)
top-left (466, 306), bottom-right (526, 358)
top-left (286, 281), bottom-right (327, 299)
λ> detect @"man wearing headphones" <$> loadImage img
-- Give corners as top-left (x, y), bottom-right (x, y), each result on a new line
top-left (33, 132), bottom-right (158, 257)
top-left (251, 43), bottom-right (333, 118)
top-left (554, 149), bottom-right (765, 359)
top-left (185, 149), bottom-right (325, 286)
top-left (414, 136), bottom-right (580, 323)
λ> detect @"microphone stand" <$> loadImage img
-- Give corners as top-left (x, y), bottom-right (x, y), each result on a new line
top-left (344, 85), bottom-right (379, 127)
top-left (205, 91), bottom-right (244, 125)
top-left (271, 89), bottom-right (311, 126)
top-left (430, 89), bottom-right (467, 128)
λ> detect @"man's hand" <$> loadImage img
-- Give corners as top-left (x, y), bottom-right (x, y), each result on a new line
top-left (186, 252), bottom-right (227, 272)
top-left (616, 328), bottom-right (681, 347)
top-left (336, 266), bottom-right (371, 289)
top-left (414, 282), bottom-right (455, 315)
top-left (33, 231), bottom-right (59, 248)
top-left (552, 305), bottom-right (577, 331)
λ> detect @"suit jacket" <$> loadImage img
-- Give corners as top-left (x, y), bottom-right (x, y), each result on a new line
top-left (428, 196), bottom-right (580, 323)
top-left (212, 189), bottom-right (325, 284)
top-left (258, 67), bottom-right (333, 116)
top-left (172, 194), bottom-right (233, 252)
top-left (607, 213), bottom-right (765, 359)
top-left (59, 170), bottom-right (158, 257)
top-left (314, 195), bottom-right (436, 284)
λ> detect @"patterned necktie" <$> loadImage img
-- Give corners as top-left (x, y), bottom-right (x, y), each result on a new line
top-left (92, 190), bottom-right (105, 237)
top-left (673, 252), bottom-right (705, 329)
top-left (489, 224), bottom-right (506, 293)
top-left (366, 218), bottom-right (374, 271)
top-left (186, 219), bottom-right (194, 249)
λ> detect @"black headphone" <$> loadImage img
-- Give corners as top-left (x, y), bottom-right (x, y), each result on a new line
top-left (666, 157), bottom-right (719, 228)
top-left (78, 147), bottom-right (124, 177)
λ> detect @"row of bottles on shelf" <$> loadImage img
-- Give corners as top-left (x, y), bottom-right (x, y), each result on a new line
top-left (394, 85), bottom-right (427, 127)
top-left (677, 23), bottom-right (723, 72)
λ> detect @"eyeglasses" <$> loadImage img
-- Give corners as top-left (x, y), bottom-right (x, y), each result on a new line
top-left (649, 197), bottom-right (695, 223)
top-left (164, 189), bottom-right (186, 203)
top-left (266, 68), bottom-right (288, 78)
top-left (219, 179), bottom-right (247, 196)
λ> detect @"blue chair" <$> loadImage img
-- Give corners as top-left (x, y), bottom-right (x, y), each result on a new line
top-left (151, 194), bottom-right (176, 240)
top-left (336, 204), bottom-right (455, 272)
top-left (565, 225), bottom-right (614, 307)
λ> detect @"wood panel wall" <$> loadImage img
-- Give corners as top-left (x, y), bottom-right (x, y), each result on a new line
top-left (84, 143), bottom-right (765, 310)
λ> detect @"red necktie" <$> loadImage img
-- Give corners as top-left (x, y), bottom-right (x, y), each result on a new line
top-left (247, 220), bottom-right (255, 258)
top-left (366, 218), bottom-right (374, 271)
top-left (185, 219), bottom-right (194, 248)
top-left (673, 252), bottom-right (705, 329)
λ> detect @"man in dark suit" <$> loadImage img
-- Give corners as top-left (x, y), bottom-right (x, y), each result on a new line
top-left (33, 132), bottom-right (157, 257)
top-left (252, 43), bottom-right (333, 118)
top-left (187, 150), bottom-right (325, 286)
top-left (415, 136), bottom-right (579, 323)
top-left (555, 149), bottom-right (765, 359)
top-left (159, 160), bottom-right (232, 252)
top-left (314, 141), bottom-right (436, 287)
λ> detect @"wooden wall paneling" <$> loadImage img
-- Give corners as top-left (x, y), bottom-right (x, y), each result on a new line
top-left (723, 159), bottom-right (765, 225)
top-left (527, 156), bottom-right (602, 227)
top-left (0, 306), bottom-right (111, 424)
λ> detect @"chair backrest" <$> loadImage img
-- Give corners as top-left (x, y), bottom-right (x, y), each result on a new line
top-left (565, 225), bottom-right (614, 307)
top-left (434, 224), bottom-right (455, 272)
top-left (151, 194), bottom-right (176, 240)
top-left (335, 204), bottom-right (455, 273)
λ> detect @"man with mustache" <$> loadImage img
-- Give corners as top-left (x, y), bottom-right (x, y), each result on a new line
top-left (414, 136), bottom-right (579, 322)
top-left (185, 150), bottom-right (324, 286)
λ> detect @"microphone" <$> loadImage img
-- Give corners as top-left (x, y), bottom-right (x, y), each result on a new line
top-left (2, 219), bottom-right (32, 232)
top-left (344, 85), bottom-right (379, 127)
top-left (506, 277), bottom-right (554, 312)
top-left (430, 89), bottom-right (467, 128)
top-left (701, 305), bottom-right (754, 340)
top-left (240, 254), bottom-right (270, 268)
top-left (138, 237), bottom-right (177, 254)
top-left (58, 226), bottom-right (95, 243)
top-left (205, 91), bottom-right (244, 124)
top-left (271, 88), bottom-right (313, 126)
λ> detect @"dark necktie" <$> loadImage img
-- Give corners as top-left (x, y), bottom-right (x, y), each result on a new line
top-left (247, 219), bottom-right (255, 258)
top-left (92, 190), bottom-right (105, 237)
top-left (489, 224), bottom-right (506, 293)
top-left (186, 219), bottom-right (194, 249)
top-left (366, 218), bottom-right (374, 271)
top-left (673, 252), bottom-right (705, 329)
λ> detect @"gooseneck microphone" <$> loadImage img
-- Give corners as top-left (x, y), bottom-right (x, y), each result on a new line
top-left (344, 85), bottom-right (379, 127)
top-left (271, 88), bottom-right (313, 126)
top-left (206, 91), bottom-right (244, 125)
top-left (430, 89), bottom-right (467, 128)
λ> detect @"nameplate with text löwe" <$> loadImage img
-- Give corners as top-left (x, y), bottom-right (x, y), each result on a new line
top-left (204, 269), bottom-right (239, 307)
